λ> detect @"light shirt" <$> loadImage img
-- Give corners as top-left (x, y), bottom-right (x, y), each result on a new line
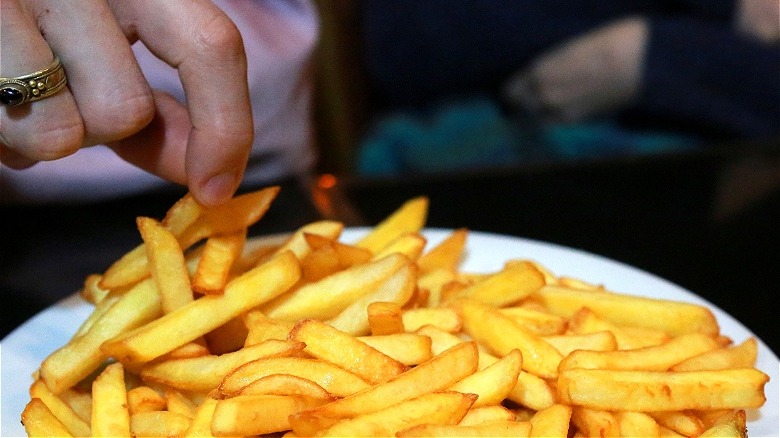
top-left (0, 0), bottom-right (319, 203)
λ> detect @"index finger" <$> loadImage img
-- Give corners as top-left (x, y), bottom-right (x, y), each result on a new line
top-left (112, 0), bottom-right (253, 206)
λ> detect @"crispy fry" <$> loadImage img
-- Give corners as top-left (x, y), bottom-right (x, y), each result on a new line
top-left (91, 363), bottom-right (130, 437)
top-left (557, 368), bottom-right (769, 411)
top-left (417, 227), bottom-right (468, 274)
top-left (140, 339), bottom-right (305, 391)
top-left (28, 379), bottom-right (91, 437)
top-left (366, 301), bottom-right (405, 335)
top-left (101, 251), bottom-right (300, 365)
top-left (355, 196), bottom-right (429, 253)
top-left (22, 398), bottom-right (74, 438)
top-left (192, 230), bottom-right (246, 294)
top-left (289, 319), bottom-right (409, 384)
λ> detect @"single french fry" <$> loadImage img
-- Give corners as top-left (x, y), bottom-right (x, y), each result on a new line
top-left (530, 404), bottom-right (572, 438)
top-left (614, 411), bottom-right (661, 437)
top-left (28, 379), bottom-right (91, 437)
top-left (535, 285), bottom-right (720, 336)
top-left (58, 388), bottom-right (92, 424)
top-left (138, 216), bottom-right (194, 314)
top-left (22, 398), bottom-right (74, 438)
top-left (671, 337), bottom-right (758, 371)
top-left (699, 409), bottom-right (747, 438)
top-left (507, 371), bottom-right (557, 411)
top-left (358, 333), bottom-right (433, 366)
top-left (567, 307), bottom-right (672, 349)
top-left (177, 186), bottom-right (280, 248)
top-left (449, 261), bottom-right (545, 307)
top-left (460, 299), bottom-right (562, 379)
top-left (571, 407), bottom-right (620, 438)
top-left (91, 362), bottom-right (130, 437)
top-left (649, 410), bottom-right (705, 437)
top-left (289, 319), bottom-right (409, 384)
top-left (402, 307), bottom-right (462, 333)
top-left (542, 331), bottom-right (618, 357)
top-left (79, 274), bottom-right (110, 305)
top-left (372, 232), bottom-right (427, 261)
top-left (417, 227), bottom-right (468, 274)
top-left (417, 268), bottom-right (459, 307)
top-left (366, 301), bottom-right (405, 335)
top-left (459, 406), bottom-right (516, 426)
top-left (243, 311), bottom-right (295, 346)
top-left (192, 230), bottom-right (246, 294)
top-left (129, 411), bottom-right (192, 437)
top-left (164, 388), bottom-right (198, 418)
top-left (557, 368), bottom-right (769, 411)
top-left (273, 220), bottom-right (344, 260)
top-left (327, 263), bottom-right (416, 336)
top-left (448, 349), bottom-right (522, 407)
top-left (182, 397), bottom-right (218, 438)
top-left (101, 251), bottom-right (300, 365)
top-left (219, 357), bottom-right (371, 398)
top-left (315, 392), bottom-right (476, 438)
top-left (140, 339), bottom-right (305, 391)
top-left (126, 386), bottom-right (166, 415)
top-left (355, 196), bottom-right (429, 254)
top-left (263, 253), bottom-right (407, 321)
top-left (236, 374), bottom-right (334, 400)
top-left (288, 342), bottom-right (479, 436)
top-left (211, 394), bottom-right (326, 436)
top-left (499, 305), bottom-right (567, 336)
top-left (397, 419), bottom-right (531, 437)
top-left (558, 332), bottom-right (721, 372)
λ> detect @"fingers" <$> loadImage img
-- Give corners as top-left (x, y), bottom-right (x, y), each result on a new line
top-left (0, 0), bottom-right (83, 162)
top-left (108, 91), bottom-right (190, 186)
top-left (111, 0), bottom-right (254, 206)
top-left (35, 0), bottom-right (155, 146)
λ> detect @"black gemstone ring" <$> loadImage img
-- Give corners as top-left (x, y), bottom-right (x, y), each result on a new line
top-left (0, 57), bottom-right (67, 107)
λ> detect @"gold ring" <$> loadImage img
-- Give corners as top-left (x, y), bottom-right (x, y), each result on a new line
top-left (0, 56), bottom-right (68, 107)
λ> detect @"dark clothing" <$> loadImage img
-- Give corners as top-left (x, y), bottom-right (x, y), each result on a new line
top-left (360, 0), bottom-right (779, 140)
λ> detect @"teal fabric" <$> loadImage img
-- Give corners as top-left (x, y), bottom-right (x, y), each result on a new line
top-left (356, 96), bottom-right (699, 176)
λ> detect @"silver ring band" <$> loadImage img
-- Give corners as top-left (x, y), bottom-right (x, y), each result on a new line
top-left (0, 57), bottom-right (68, 107)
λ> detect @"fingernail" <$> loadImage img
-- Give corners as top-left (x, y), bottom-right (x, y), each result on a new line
top-left (199, 171), bottom-right (239, 206)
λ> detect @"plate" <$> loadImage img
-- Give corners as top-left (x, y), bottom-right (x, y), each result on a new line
top-left (2, 228), bottom-right (778, 437)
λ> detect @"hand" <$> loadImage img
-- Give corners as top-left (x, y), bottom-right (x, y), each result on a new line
top-left (735, 0), bottom-right (780, 44)
top-left (0, 0), bottom-right (253, 206)
top-left (502, 17), bottom-right (648, 124)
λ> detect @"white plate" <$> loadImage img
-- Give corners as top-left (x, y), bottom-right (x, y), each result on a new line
top-left (2, 228), bottom-right (778, 437)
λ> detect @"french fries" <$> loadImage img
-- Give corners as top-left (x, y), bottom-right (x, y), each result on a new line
top-left (20, 188), bottom-right (770, 438)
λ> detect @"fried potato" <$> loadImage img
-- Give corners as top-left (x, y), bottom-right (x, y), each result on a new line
top-left (557, 368), bottom-right (769, 411)
top-left (101, 251), bottom-right (300, 365)
top-left (289, 319), bottom-right (409, 384)
top-left (21, 190), bottom-right (771, 438)
top-left (535, 285), bottom-right (720, 336)
top-left (22, 398), bottom-right (74, 438)
top-left (91, 363), bottom-right (130, 437)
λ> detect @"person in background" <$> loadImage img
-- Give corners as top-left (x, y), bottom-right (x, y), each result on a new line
top-left (357, 0), bottom-right (779, 175)
top-left (0, 0), bottom-right (321, 336)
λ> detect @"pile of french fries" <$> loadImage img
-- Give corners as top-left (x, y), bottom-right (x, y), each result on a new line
top-left (21, 186), bottom-right (769, 437)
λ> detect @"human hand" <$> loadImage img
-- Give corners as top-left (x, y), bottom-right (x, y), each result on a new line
top-left (0, 0), bottom-right (253, 206)
top-left (502, 17), bottom-right (648, 124)
top-left (735, 0), bottom-right (780, 44)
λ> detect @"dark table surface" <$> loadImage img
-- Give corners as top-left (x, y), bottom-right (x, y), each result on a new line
top-left (2, 142), bottom-right (778, 356)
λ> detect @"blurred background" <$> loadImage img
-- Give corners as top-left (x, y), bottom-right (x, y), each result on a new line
top-left (308, 0), bottom-right (779, 351)
top-left (2, 0), bottom-right (778, 353)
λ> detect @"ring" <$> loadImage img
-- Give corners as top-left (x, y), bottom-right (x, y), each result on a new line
top-left (0, 57), bottom-right (68, 107)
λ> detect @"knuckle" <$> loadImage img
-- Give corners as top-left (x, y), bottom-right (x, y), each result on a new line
top-left (28, 118), bottom-right (85, 160)
top-left (193, 13), bottom-right (244, 57)
top-left (84, 86), bottom-right (155, 141)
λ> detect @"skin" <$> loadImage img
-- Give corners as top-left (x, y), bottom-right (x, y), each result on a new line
top-left (0, 0), bottom-right (254, 206)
